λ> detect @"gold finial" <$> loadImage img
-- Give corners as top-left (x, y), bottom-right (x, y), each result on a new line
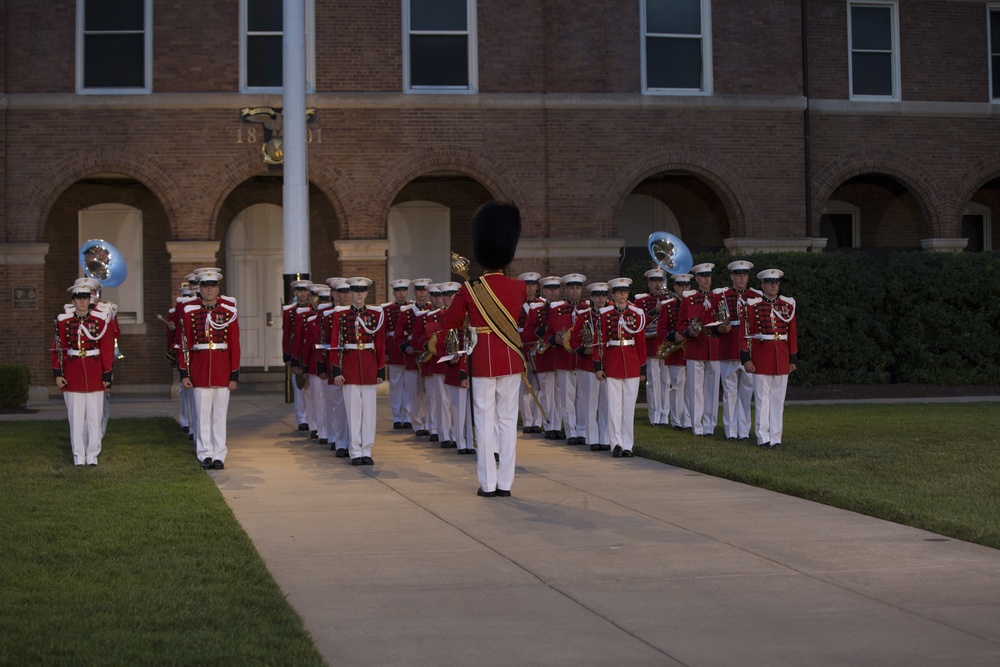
top-left (450, 252), bottom-right (470, 280)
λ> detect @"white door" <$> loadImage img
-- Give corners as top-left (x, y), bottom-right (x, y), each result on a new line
top-left (388, 201), bottom-right (451, 283)
top-left (226, 204), bottom-right (284, 368)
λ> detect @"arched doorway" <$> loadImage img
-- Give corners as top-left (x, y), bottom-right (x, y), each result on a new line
top-left (226, 203), bottom-right (284, 368)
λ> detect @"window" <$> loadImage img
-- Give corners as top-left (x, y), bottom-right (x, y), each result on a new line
top-left (642, 0), bottom-right (712, 95)
top-left (848, 1), bottom-right (900, 101)
top-left (963, 202), bottom-right (992, 252)
top-left (240, 0), bottom-right (315, 93)
top-left (79, 204), bottom-right (144, 325)
top-left (77, 0), bottom-right (152, 93)
top-left (820, 201), bottom-right (861, 249)
top-left (404, 0), bottom-right (477, 92)
top-left (989, 6), bottom-right (1000, 101)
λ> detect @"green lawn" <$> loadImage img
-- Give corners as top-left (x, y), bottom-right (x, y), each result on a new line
top-left (636, 402), bottom-right (1000, 549)
top-left (0, 418), bottom-right (325, 667)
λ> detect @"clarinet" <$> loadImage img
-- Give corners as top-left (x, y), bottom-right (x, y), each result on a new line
top-left (54, 317), bottom-right (64, 376)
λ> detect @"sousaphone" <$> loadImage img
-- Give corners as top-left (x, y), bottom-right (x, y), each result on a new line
top-left (79, 239), bottom-right (127, 359)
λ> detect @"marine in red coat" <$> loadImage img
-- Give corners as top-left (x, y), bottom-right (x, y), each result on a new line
top-left (634, 268), bottom-right (667, 425)
top-left (382, 278), bottom-right (413, 428)
top-left (655, 273), bottom-right (693, 430)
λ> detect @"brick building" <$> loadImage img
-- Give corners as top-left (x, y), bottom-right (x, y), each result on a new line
top-left (2, 0), bottom-right (998, 395)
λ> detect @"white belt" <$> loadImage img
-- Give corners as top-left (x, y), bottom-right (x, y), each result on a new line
top-left (66, 349), bottom-right (100, 357)
top-left (314, 344), bottom-right (331, 350)
top-left (346, 343), bottom-right (376, 350)
top-left (751, 334), bottom-right (787, 341)
top-left (192, 343), bottom-right (228, 350)
top-left (607, 340), bottom-right (635, 347)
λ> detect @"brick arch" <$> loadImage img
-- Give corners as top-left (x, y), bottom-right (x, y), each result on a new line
top-left (24, 148), bottom-right (184, 241)
top-left (206, 150), bottom-right (353, 240)
top-left (367, 146), bottom-right (526, 237)
top-left (811, 151), bottom-right (941, 237)
top-left (600, 146), bottom-right (756, 238)
top-left (953, 154), bottom-right (1000, 233)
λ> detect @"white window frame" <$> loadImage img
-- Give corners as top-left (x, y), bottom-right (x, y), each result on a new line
top-left (76, 0), bottom-right (153, 94)
top-left (821, 200), bottom-right (861, 248)
top-left (641, 0), bottom-right (713, 96)
top-left (240, 0), bottom-right (316, 94)
top-left (79, 204), bottom-right (144, 326)
top-left (403, 0), bottom-right (478, 94)
top-left (847, 0), bottom-right (901, 102)
top-left (988, 5), bottom-right (1000, 102)
top-left (964, 202), bottom-right (993, 251)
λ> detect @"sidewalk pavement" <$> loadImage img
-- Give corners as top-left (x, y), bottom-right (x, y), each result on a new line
top-left (8, 393), bottom-right (1000, 666)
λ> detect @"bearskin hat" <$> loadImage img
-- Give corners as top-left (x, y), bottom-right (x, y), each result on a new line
top-left (471, 201), bottom-right (521, 271)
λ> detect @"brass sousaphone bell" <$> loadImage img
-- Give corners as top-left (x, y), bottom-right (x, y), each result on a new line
top-left (79, 239), bottom-right (127, 359)
top-left (647, 232), bottom-right (694, 359)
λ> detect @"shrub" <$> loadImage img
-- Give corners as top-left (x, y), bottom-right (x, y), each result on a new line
top-left (0, 364), bottom-right (31, 409)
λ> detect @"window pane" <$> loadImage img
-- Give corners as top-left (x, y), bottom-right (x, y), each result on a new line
top-left (961, 215), bottom-right (984, 252)
top-left (851, 6), bottom-right (891, 51)
top-left (411, 0), bottom-right (467, 32)
top-left (85, 0), bottom-right (144, 32)
top-left (852, 51), bottom-right (892, 95)
top-left (247, 35), bottom-right (283, 87)
top-left (646, 0), bottom-right (701, 35)
top-left (991, 11), bottom-right (1000, 53)
top-left (83, 34), bottom-right (144, 87)
top-left (410, 35), bottom-right (469, 86)
top-left (248, 0), bottom-right (282, 32)
top-left (820, 214), bottom-right (854, 248)
top-left (993, 55), bottom-right (1000, 98)
top-left (646, 37), bottom-right (702, 89)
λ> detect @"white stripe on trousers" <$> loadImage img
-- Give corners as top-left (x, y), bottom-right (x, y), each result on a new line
top-left (64, 390), bottom-right (104, 465)
top-left (472, 374), bottom-right (519, 492)
top-left (753, 373), bottom-right (789, 445)
top-left (193, 386), bottom-right (230, 462)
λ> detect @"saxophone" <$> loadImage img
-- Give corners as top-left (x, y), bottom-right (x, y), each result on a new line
top-left (716, 294), bottom-right (731, 325)
top-left (445, 328), bottom-right (459, 355)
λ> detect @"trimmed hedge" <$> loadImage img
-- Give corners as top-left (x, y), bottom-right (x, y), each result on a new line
top-left (0, 364), bottom-right (31, 409)
top-left (624, 251), bottom-right (1000, 387)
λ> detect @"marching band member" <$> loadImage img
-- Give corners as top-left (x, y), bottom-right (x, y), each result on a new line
top-left (676, 263), bottom-right (731, 437)
top-left (289, 283), bottom-right (318, 437)
top-left (431, 282), bottom-right (462, 448)
top-left (382, 278), bottom-right (412, 429)
top-left (656, 273), bottom-right (693, 431)
top-left (53, 283), bottom-right (115, 466)
top-left (177, 270), bottom-right (240, 470)
top-left (413, 284), bottom-right (447, 443)
top-left (301, 285), bottom-right (333, 444)
top-left (321, 279), bottom-right (352, 457)
top-left (393, 278), bottom-right (432, 434)
top-left (718, 260), bottom-right (756, 442)
top-left (517, 272), bottom-right (544, 434)
top-left (570, 282), bottom-right (609, 451)
top-left (741, 269), bottom-right (798, 449)
top-left (523, 276), bottom-right (560, 439)
top-left (546, 273), bottom-right (587, 444)
top-left (634, 268), bottom-right (666, 425)
top-left (594, 278), bottom-right (647, 458)
top-left (324, 277), bottom-right (386, 466)
top-left (283, 279), bottom-right (312, 431)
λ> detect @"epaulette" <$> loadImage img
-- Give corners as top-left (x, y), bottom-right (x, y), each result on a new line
top-left (712, 287), bottom-right (728, 295)
top-left (682, 290), bottom-right (698, 298)
top-left (380, 302), bottom-right (393, 309)
top-left (296, 306), bottom-right (311, 314)
top-left (749, 288), bottom-right (763, 296)
top-left (333, 305), bottom-right (350, 313)
top-left (367, 305), bottom-right (384, 313)
top-left (282, 303), bottom-right (298, 312)
top-left (57, 313), bottom-right (74, 322)
top-left (599, 305), bottom-right (615, 314)
top-left (424, 308), bottom-right (440, 316)
top-left (317, 303), bottom-right (333, 312)
top-left (528, 301), bottom-right (546, 309)
top-left (634, 293), bottom-right (649, 299)
top-left (217, 302), bottom-right (237, 315)
top-left (184, 304), bottom-right (201, 314)
top-left (549, 300), bottom-right (566, 308)
top-left (401, 303), bottom-right (415, 312)
top-left (779, 296), bottom-right (796, 305)
top-left (219, 295), bottom-right (237, 306)
top-left (747, 297), bottom-right (762, 306)
top-left (168, 307), bottom-right (176, 315)
top-left (628, 304), bottom-right (645, 316)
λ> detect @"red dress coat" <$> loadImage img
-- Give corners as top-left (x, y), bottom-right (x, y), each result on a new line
top-left (381, 300), bottom-right (411, 366)
top-left (740, 295), bottom-right (798, 375)
top-left (52, 310), bottom-right (115, 392)
top-left (655, 296), bottom-right (686, 367)
top-left (300, 304), bottom-right (332, 375)
top-left (544, 300), bottom-right (582, 371)
top-left (715, 287), bottom-right (755, 362)
top-left (433, 327), bottom-right (469, 388)
top-left (567, 304), bottom-right (601, 374)
top-left (676, 290), bottom-right (726, 362)
top-left (289, 305), bottom-right (315, 368)
top-left (177, 302), bottom-right (241, 388)
top-left (281, 301), bottom-right (304, 363)
top-left (392, 302), bottom-right (429, 372)
top-left (413, 309), bottom-right (447, 377)
top-left (522, 301), bottom-right (554, 373)
top-left (324, 306), bottom-right (386, 385)
top-left (594, 303), bottom-right (647, 379)
top-left (428, 274), bottom-right (527, 378)
top-left (633, 293), bottom-right (664, 360)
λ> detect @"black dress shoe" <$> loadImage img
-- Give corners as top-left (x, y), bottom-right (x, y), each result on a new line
top-left (496, 489), bottom-right (511, 497)
top-left (351, 457), bottom-right (363, 466)
top-left (494, 452), bottom-right (500, 463)
top-left (211, 459), bottom-right (225, 470)
top-left (533, 426), bottom-right (543, 433)
top-left (310, 430), bottom-right (318, 440)
top-left (403, 422), bottom-right (412, 429)
top-left (556, 430), bottom-right (566, 440)
top-left (319, 437), bottom-right (328, 445)
top-left (544, 430), bottom-right (557, 440)
top-left (393, 422), bottom-right (404, 429)
top-left (612, 445), bottom-right (623, 458)
top-left (298, 423), bottom-right (309, 431)
top-left (599, 444), bottom-right (612, 451)
top-left (182, 426), bottom-right (190, 434)
top-left (189, 434), bottom-right (194, 441)
top-left (769, 442), bottom-right (782, 449)
top-left (201, 457), bottom-right (213, 469)
top-left (590, 443), bottom-right (602, 451)
top-left (726, 437), bottom-right (736, 442)
top-left (362, 456), bottom-right (374, 465)
top-left (429, 434), bottom-right (439, 442)
top-left (330, 442), bottom-right (338, 451)
top-left (415, 429), bottom-right (430, 437)
top-left (757, 441), bottom-right (770, 448)
top-left (739, 437), bottom-right (750, 443)
top-left (477, 488), bottom-right (497, 497)
top-left (336, 448), bottom-right (349, 458)
top-left (621, 450), bottom-right (634, 458)
top-left (673, 425), bottom-right (684, 431)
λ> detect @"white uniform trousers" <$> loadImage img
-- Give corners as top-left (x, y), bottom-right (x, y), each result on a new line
top-left (447, 384), bottom-right (473, 449)
top-left (178, 383), bottom-right (191, 429)
top-left (292, 372), bottom-right (308, 426)
top-left (193, 386), bottom-right (230, 462)
top-left (653, 360), bottom-right (672, 426)
top-left (388, 364), bottom-right (406, 423)
top-left (326, 382), bottom-right (349, 451)
top-left (308, 374), bottom-right (327, 441)
top-left (753, 374), bottom-right (789, 446)
top-left (519, 369), bottom-right (542, 428)
top-left (597, 377), bottom-right (610, 446)
top-left (686, 359), bottom-right (720, 436)
top-left (555, 369), bottom-right (580, 437)
top-left (646, 359), bottom-right (662, 424)
top-left (577, 370), bottom-right (601, 445)
top-left (605, 376), bottom-right (640, 451)
top-left (65, 390), bottom-right (104, 465)
top-left (101, 390), bottom-right (110, 436)
top-left (426, 374), bottom-right (447, 439)
top-left (720, 360), bottom-right (754, 439)
top-left (472, 374), bottom-right (519, 492)
top-left (342, 384), bottom-right (376, 460)
top-left (667, 365), bottom-right (690, 428)
top-left (403, 369), bottom-right (427, 430)
top-left (537, 371), bottom-right (558, 432)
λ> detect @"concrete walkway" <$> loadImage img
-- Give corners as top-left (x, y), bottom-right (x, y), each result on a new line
top-left (8, 393), bottom-right (1000, 666)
